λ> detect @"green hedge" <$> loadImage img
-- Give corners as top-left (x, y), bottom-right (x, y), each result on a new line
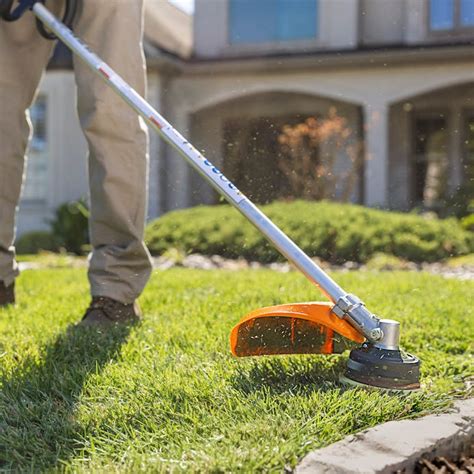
top-left (15, 231), bottom-right (59, 255)
top-left (461, 214), bottom-right (474, 232)
top-left (145, 201), bottom-right (474, 263)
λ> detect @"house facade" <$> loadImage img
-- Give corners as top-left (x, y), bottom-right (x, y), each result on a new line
top-left (17, 0), bottom-right (474, 235)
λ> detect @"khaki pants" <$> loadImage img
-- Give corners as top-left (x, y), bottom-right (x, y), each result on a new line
top-left (0, 0), bottom-right (152, 303)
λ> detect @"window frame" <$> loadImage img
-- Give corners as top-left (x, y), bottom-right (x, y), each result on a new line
top-left (21, 94), bottom-right (51, 205)
top-left (428, 0), bottom-right (474, 35)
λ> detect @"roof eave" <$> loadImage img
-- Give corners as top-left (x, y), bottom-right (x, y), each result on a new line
top-left (176, 43), bottom-right (474, 75)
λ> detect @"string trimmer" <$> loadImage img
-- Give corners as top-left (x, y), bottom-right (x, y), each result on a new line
top-left (1, 0), bottom-right (421, 390)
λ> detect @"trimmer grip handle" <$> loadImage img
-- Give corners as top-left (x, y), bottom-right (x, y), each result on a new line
top-left (1, 0), bottom-right (80, 40)
top-left (0, 0), bottom-right (23, 21)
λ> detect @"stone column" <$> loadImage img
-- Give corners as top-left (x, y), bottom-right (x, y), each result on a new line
top-left (146, 73), bottom-right (162, 219)
top-left (189, 112), bottom-right (222, 206)
top-left (363, 102), bottom-right (389, 208)
top-left (389, 103), bottom-right (412, 210)
top-left (165, 109), bottom-right (191, 211)
top-left (447, 105), bottom-right (463, 193)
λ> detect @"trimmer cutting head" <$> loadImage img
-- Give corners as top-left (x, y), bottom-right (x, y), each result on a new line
top-left (231, 303), bottom-right (421, 391)
top-left (341, 343), bottom-right (421, 391)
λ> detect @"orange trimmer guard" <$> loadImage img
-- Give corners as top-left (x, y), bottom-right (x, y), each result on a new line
top-left (230, 302), bottom-right (365, 357)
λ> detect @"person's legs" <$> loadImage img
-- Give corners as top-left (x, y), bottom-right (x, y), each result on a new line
top-left (0, 13), bottom-right (57, 297)
top-left (73, 0), bottom-right (152, 305)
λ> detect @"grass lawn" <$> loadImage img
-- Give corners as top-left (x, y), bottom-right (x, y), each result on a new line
top-left (0, 267), bottom-right (472, 472)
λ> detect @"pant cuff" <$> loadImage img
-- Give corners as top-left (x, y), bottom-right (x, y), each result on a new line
top-left (0, 265), bottom-right (19, 287)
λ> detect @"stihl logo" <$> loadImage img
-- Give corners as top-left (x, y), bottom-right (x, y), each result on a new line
top-left (202, 159), bottom-right (240, 193)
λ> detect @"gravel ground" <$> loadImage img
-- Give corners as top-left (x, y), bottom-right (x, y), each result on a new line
top-left (153, 254), bottom-right (474, 281)
top-left (17, 253), bottom-right (474, 280)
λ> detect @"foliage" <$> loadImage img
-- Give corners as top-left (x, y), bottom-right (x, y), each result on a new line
top-left (364, 253), bottom-right (410, 271)
top-left (461, 214), bottom-right (474, 232)
top-left (441, 182), bottom-right (474, 218)
top-left (50, 199), bottom-right (90, 255)
top-left (0, 268), bottom-right (471, 471)
top-left (277, 108), bottom-right (363, 201)
top-left (445, 253), bottom-right (474, 268)
top-left (146, 201), bottom-right (474, 263)
top-left (16, 200), bottom-right (89, 255)
top-left (15, 231), bottom-right (59, 255)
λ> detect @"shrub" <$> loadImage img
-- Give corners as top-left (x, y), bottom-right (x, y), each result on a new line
top-left (441, 183), bottom-right (474, 218)
top-left (50, 199), bottom-right (90, 255)
top-left (276, 109), bottom-right (363, 201)
top-left (145, 201), bottom-right (474, 263)
top-left (15, 231), bottom-right (59, 255)
top-left (461, 214), bottom-right (474, 232)
top-left (365, 253), bottom-right (412, 271)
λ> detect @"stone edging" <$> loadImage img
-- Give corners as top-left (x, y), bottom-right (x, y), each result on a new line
top-left (295, 398), bottom-right (473, 474)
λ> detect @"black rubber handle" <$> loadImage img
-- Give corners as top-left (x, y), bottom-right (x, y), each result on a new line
top-left (1, 0), bottom-right (33, 21)
top-left (1, 0), bottom-right (81, 40)
top-left (0, 0), bottom-right (15, 19)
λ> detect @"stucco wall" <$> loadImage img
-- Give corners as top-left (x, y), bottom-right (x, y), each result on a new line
top-left (360, 0), bottom-right (435, 46)
top-left (195, 0), bottom-right (474, 56)
top-left (361, 0), bottom-right (405, 45)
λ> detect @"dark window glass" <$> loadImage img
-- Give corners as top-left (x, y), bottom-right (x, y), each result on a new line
top-left (414, 115), bottom-right (448, 206)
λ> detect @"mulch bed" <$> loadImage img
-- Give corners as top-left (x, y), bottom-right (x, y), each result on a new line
top-left (416, 452), bottom-right (474, 473)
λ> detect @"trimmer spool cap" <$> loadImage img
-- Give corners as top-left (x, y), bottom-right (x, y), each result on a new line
top-left (342, 343), bottom-right (421, 391)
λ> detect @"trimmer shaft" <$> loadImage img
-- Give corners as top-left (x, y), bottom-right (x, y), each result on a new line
top-left (342, 343), bottom-right (421, 391)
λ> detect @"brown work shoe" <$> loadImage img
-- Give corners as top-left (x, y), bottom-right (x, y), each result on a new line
top-left (79, 296), bottom-right (141, 328)
top-left (0, 281), bottom-right (15, 307)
